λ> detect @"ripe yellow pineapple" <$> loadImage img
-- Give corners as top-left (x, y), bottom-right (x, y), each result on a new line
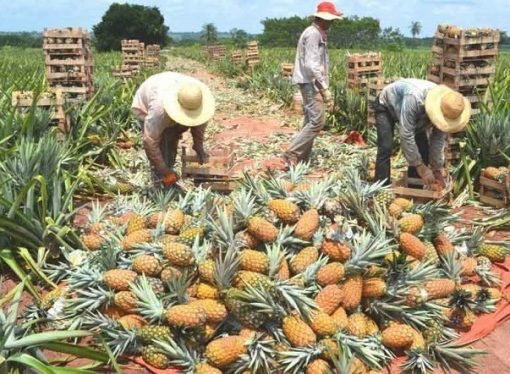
top-left (118, 314), bottom-right (146, 329)
top-left (321, 238), bottom-right (351, 262)
top-left (309, 310), bottom-right (338, 337)
top-left (423, 241), bottom-right (440, 263)
top-left (166, 304), bottom-right (206, 327)
top-left (362, 278), bottom-right (387, 298)
top-left (141, 345), bottom-right (169, 369)
top-left (160, 266), bottom-right (182, 283)
top-left (127, 214), bottom-right (147, 235)
top-left (163, 242), bottom-right (194, 267)
top-left (205, 335), bottom-right (248, 368)
top-left (393, 197), bottom-right (413, 210)
top-left (346, 312), bottom-right (368, 337)
top-left (315, 285), bottom-right (344, 315)
top-left (399, 233), bottom-right (426, 260)
top-left (483, 167), bottom-right (507, 182)
top-left (290, 247), bottom-right (319, 274)
top-left (433, 233), bottom-right (454, 256)
top-left (487, 287), bottom-right (502, 302)
top-left (319, 338), bottom-right (339, 361)
top-left (177, 227), bottom-right (205, 247)
top-left (139, 325), bottom-right (171, 343)
top-left (132, 255), bottom-right (162, 277)
top-left (268, 199), bottom-right (301, 224)
top-left (365, 317), bottom-right (380, 336)
top-left (247, 216), bottom-right (278, 243)
top-left (294, 209), bottom-right (320, 240)
top-left (388, 202), bottom-right (403, 218)
top-left (189, 299), bottom-right (228, 323)
top-left (103, 269), bottom-right (138, 291)
top-left (444, 308), bottom-right (476, 330)
top-left (277, 258), bottom-right (290, 280)
top-left (234, 271), bottom-right (271, 289)
top-left (316, 262), bottom-right (345, 286)
top-left (122, 229), bottom-right (153, 251)
top-left (306, 358), bottom-right (330, 374)
top-left (196, 362), bottom-right (222, 374)
top-left (406, 278), bottom-right (456, 307)
top-left (460, 257), bottom-right (478, 276)
top-left (331, 306), bottom-right (348, 330)
top-left (282, 314), bottom-right (317, 347)
top-left (80, 233), bottom-right (104, 251)
top-left (381, 323), bottom-right (415, 349)
top-left (196, 283), bottom-right (220, 299)
top-left (341, 276), bottom-right (363, 310)
top-left (110, 211), bottom-right (136, 226)
top-left (114, 291), bottom-right (138, 313)
top-left (198, 259), bottom-right (216, 284)
top-left (410, 329), bottom-right (426, 350)
top-left (398, 214), bottom-right (424, 233)
top-left (240, 249), bottom-right (269, 274)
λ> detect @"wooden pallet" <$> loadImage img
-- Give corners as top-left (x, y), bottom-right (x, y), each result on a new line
top-left (479, 170), bottom-right (509, 208)
top-left (280, 63), bottom-right (294, 77)
top-left (231, 50), bottom-right (243, 64)
top-left (43, 28), bottom-right (89, 39)
top-left (12, 90), bottom-right (69, 132)
top-left (347, 52), bottom-right (382, 73)
top-left (393, 171), bottom-right (453, 203)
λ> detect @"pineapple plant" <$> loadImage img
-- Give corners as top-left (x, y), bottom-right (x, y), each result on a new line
top-left (196, 283), bottom-right (220, 299)
top-left (163, 241), bottom-right (194, 267)
top-left (126, 213), bottom-right (147, 235)
top-left (346, 312), bottom-right (368, 338)
top-left (331, 307), bottom-right (348, 330)
top-left (166, 304), bottom-right (207, 327)
top-left (306, 358), bottom-right (331, 374)
top-left (433, 233), bottom-right (454, 256)
top-left (189, 299), bottom-right (228, 324)
top-left (80, 233), bottom-right (105, 251)
top-left (341, 276), bottom-right (363, 311)
top-left (362, 278), bottom-right (387, 298)
top-left (233, 189), bottom-right (278, 243)
top-left (308, 310), bottom-right (338, 337)
top-left (321, 225), bottom-right (352, 262)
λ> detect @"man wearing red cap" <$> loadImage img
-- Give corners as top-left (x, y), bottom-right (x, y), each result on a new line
top-left (283, 2), bottom-right (343, 166)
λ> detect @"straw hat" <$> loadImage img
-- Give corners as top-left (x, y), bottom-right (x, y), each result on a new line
top-left (313, 1), bottom-right (343, 21)
top-left (425, 85), bottom-right (471, 133)
top-left (162, 80), bottom-right (215, 127)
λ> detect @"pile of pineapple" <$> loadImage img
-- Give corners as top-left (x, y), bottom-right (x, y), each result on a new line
top-left (483, 166), bottom-right (509, 184)
top-left (35, 164), bottom-right (509, 373)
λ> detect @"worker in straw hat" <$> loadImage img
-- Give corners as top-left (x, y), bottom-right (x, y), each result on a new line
top-left (131, 72), bottom-right (215, 188)
top-left (373, 79), bottom-right (471, 186)
top-left (279, 1), bottom-right (343, 167)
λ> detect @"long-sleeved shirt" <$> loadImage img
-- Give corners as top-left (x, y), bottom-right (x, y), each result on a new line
top-left (379, 79), bottom-right (447, 169)
top-left (292, 24), bottom-right (329, 90)
top-left (131, 72), bottom-right (206, 176)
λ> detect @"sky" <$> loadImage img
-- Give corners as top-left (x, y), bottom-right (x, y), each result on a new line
top-left (1, 0), bottom-right (509, 36)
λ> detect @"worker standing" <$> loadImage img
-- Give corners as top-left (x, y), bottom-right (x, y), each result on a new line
top-left (282, 1), bottom-right (343, 167)
top-left (373, 79), bottom-right (471, 186)
top-left (131, 72), bottom-right (215, 188)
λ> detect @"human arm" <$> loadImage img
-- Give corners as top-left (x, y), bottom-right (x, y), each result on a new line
top-left (142, 101), bottom-right (173, 177)
top-left (191, 123), bottom-right (208, 164)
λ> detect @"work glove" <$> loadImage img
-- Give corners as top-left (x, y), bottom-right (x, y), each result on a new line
top-left (162, 170), bottom-right (179, 187)
top-left (320, 89), bottom-right (334, 112)
top-left (194, 147), bottom-right (209, 165)
top-left (416, 164), bottom-right (435, 186)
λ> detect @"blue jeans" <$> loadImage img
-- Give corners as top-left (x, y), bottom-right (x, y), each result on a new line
top-left (284, 83), bottom-right (325, 163)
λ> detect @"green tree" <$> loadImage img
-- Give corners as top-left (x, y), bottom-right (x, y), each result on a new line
top-left (381, 27), bottom-right (405, 51)
top-left (230, 28), bottom-right (248, 48)
top-left (201, 23), bottom-right (218, 45)
top-left (93, 3), bottom-right (169, 51)
top-left (409, 21), bottom-right (422, 48)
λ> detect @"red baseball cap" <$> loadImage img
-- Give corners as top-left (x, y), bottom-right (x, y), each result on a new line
top-left (313, 1), bottom-right (343, 20)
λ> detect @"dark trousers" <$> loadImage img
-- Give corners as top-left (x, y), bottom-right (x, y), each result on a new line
top-left (374, 100), bottom-right (429, 185)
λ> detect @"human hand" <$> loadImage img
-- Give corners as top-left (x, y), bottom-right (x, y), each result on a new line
top-left (320, 89), bottom-right (334, 112)
top-left (162, 171), bottom-right (179, 187)
top-left (416, 164), bottom-right (435, 186)
top-left (194, 148), bottom-right (209, 165)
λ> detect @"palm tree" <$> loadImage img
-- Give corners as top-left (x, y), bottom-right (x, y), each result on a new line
top-left (201, 23), bottom-right (218, 45)
top-left (409, 21), bottom-right (422, 47)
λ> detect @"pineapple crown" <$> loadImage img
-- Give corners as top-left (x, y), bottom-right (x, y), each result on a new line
top-left (448, 289), bottom-right (474, 310)
top-left (346, 231), bottom-right (393, 275)
top-left (286, 161), bottom-right (310, 184)
top-left (175, 189), bottom-right (195, 211)
top-left (291, 178), bottom-right (331, 210)
top-left (151, 188), bottom-right (179, 210)
top-left (191, 237), bottom-right (211, 263)
top-left (153, 335), bottom-right (199, 372)
top-left (228, 334), bottom-right (277, 374)
top-left (86, 200), bottom-right (108, 224)
top-left (439, 250), bottom-right (461, 282)
top-left (130, 275), bottom-right (167, 323)
top-left (232, 188), bottom-right (260, 221)
top-left (278, 346), bottom-right (323, 374)
top-left (213, 244), bottom-right (240, 291)
top-left (266, 243), bottom-right (287, 279)
top-left (208, 206), bottom-right (236, 250)
top-left (276, 225), bottom-right (309, 251)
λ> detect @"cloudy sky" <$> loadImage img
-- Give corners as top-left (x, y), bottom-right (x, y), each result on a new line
top-left (1, 0), bottom-right (509, 36)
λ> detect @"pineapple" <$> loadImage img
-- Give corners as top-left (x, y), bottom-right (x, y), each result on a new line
top-left (277, 258), bottom-right (291, 281)
top-left (268, 198), bottom-right (301, 224)
top-left (319, 338), bottom-right (339, 361)
top-left (399, 214), bottom-right (424, 233)
top-left (122, 229), bottom-right (153, 251)
top-left (160, 266), bottom-right (182, 283)
top-left (423, 241), bottom-right (440, 263)
top-left (177, 227), bottom-right (205, 247)
top-left (460, 257), bottom-right (478, 276)
top-left (374, 189), bottom-right (395, 207)
top-left (233, 190), bottom-right (277, 243)
top-left (196, 283), bottom-right (220, 299)
top-left (433, 233), bottom-right (454, 256)
top-left (423, 319), bottom-right (444, 345)
top-left (189, 299), bottom-right (228, 323)
top-left (192, 239), bottom-right (216, 283)
top-left (103, 269), bottom-right (138, 291)
top-left (114, 291), bottom-right (138, 313)
top-left (240, 249), bottom-right (269, 274)
top-left (346, 312), bottom-right (368, 338)
top-left (80, 233), bottom-right (104, 251)
top-left (141, 345), bottom-right (170, 369)
top-left (477, 243), bottom-right (508, 263)
top-left (321, 225), bottom-right (352, 262)
top-left (118, 314), bottom-right (146, 329)
top-left (331, 306), bottom-right (348, 330)
top-left (295, 209), bottom-right (320, 241)
top-left (365, 317), bottom-right (380, 336)
top-left (163, 242), bottom-right (194, 267)
top-left (225, 288), bottom-right (267, 328)
top-left (235, 230), bottom-right (260, 249)
top-left (388, 202), bottom-right (403, 218)
top-left (127, 214), bottom-right (147, 235)
top-left (393, 197), bottom-right (413, 210)
top-left (399, 233), bottom-right (426, 260)
top-left (410, 329), bottom-right (426, 350)
top-left (196, 363), bottom-right (222, 374)
top-left (162, 191), bottom-right (194, 234)
top-left (294, 182), bottom-right (328, 240)
top-left (362, 278), bottom-right (387, 298)
top-left (315, 285), bottom-right (344, 315)
top-left (166, 304), bottom-right (207, 327)
top-left (139, 325), bottom-right (171, 343)
top-left (282, 314), bottom-right (317, 347)
top-left (290, 247), bottom-right (319, 274)
top-left (309, 310), bottom-right (338, 337)
top-left (198, 259), bottom-right (216, 284)
top-left (406, 278), bottom-right (456, 307)
top-left (234, 271), bottom-right (271, 290)
top-left (483, 167), bottom-right (507, 182)
top-left (446, 289), bottom-right (476, 330)
top-left (316, 262), bottom-right (345, 286)
top-left (457, 283), bottom-right (481, 298)
top-left (205, 335), bottom-right (248, 368)
top-left (381, 323), bottom-right (415, 349)
top-left (132, 255), bottom-right (162, 277)
top-left (307, 358), bottom-right (331, 374)
top-left (341, 275), bottom-right (363, 310)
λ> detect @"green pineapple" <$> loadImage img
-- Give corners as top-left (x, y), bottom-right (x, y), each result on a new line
top-left (139, 325), bottom-right (172, 344)
top-left (142, 345), bottom-right (170, 369)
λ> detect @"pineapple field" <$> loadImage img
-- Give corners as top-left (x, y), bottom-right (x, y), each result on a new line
top-left (0, 42), bottom-right (509, 374)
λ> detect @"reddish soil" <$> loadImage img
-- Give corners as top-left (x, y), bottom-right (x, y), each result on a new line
top-left (213, 115), bottom-right (293, 144)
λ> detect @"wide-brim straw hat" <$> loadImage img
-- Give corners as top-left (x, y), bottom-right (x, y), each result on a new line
top-left (425, 85), bottom-right (471, 133)
top-left (313, 1), bottom-right (343, 21)
top-left (162, 80), bottom-right (215, 127)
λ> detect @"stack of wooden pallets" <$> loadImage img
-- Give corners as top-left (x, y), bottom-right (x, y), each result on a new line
top-left (144, 44), bottom-right (161, 68)
top-left (346, 52), bottom-right (382, 91)
top-left (280, 63), bottom-right (294, 78)
top-left (43, 28), bottom-right (94, 102)
top-left (203, 45), bottom-right (226, 61)
top-left (231, 50), bottom-right (243, 65)
top-left (246, 41), bottom-right (260, 68)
